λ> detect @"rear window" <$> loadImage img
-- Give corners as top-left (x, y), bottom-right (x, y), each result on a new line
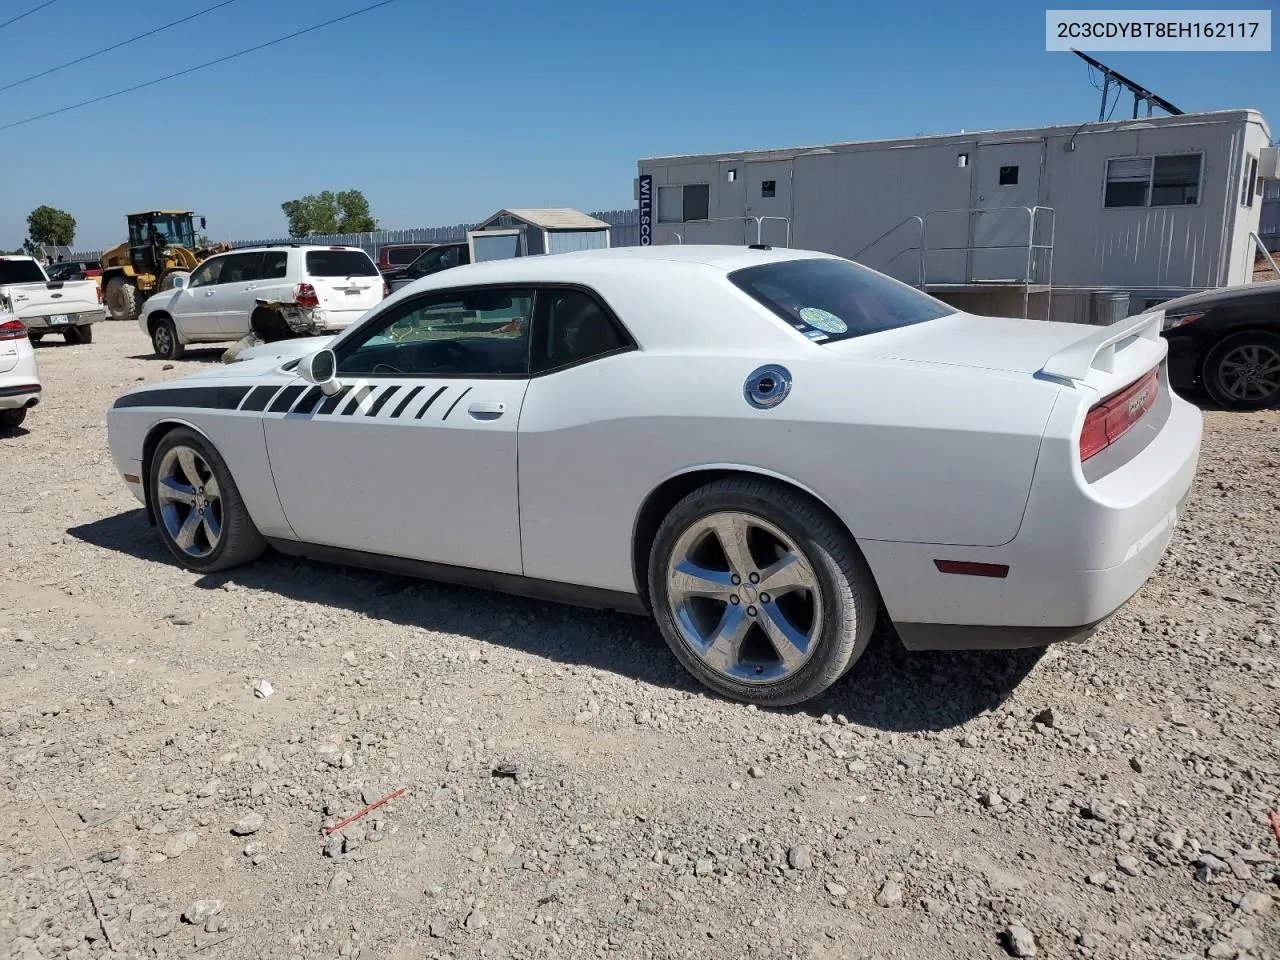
top-left (387, 247), bottom-right (423, 265)
top-left (729, 258), bottom-right (953, 343)
top-left (305, 250), bottom-right (378, 277)
top-left (0, 259), bottom-right (46, 285)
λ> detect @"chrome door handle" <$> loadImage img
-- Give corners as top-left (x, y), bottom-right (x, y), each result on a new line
top-left (468, 401), bottom-right (505, 420)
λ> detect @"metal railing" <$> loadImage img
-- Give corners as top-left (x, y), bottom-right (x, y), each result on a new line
top-left (850, 216), bottom-right (924, 286)
top-left (665, 216), bottom-right (791, 247)
top-left (1248, 231), bottom-right (1280, 280)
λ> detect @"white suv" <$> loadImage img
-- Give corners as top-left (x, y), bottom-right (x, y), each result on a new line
top-left (138, 245), bottom-right (387, 359)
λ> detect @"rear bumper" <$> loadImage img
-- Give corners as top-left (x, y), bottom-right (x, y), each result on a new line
top-left (864, 388), bottom-right (1202, 649)
top-left (25, 309), bottom-right (104, 332)
top-left (0, 384), bottom-right (41, 409)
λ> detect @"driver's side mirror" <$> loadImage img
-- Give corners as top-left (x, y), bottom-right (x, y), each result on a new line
top-left (200, 217), bottom-right (207, 230)
top-left (299, 347), bottom-right (342, 396)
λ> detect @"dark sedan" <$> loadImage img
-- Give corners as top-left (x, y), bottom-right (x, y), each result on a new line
top-left (1159, 279), bottom-right (1280, 410)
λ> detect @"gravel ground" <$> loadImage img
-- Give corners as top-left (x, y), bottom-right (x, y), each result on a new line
top-left (2, 322), bottom-right (1278, 960)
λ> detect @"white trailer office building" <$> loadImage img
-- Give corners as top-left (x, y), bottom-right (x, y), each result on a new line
top-left (636, 109), bottom-right (1275, 322)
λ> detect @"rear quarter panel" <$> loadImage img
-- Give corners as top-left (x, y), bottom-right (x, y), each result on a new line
top-left (517, 349), bottom-right (1059, 595)
top-left (107, 380), bottom-right (296, 538)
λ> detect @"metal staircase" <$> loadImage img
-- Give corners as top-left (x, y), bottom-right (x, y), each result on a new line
top-left (851, 206), bottom-right (1056, 319)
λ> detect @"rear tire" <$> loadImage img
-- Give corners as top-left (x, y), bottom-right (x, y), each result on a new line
top-left (1203, 330), bottom-right (1280, 411)
top-left (64, 324), bottom-right (93, 344)
top-left (148, 427), bottom-right (266, 573)
top-left (151, 316), bottom-right (184, 360)
top-left (28, 332), bottom-right (43, 343)
top-left (648, 477), bottom-right (878, 706)
top-left (0, 408), bottom-right (27, 430)
top-left (105, 276), bottom-right (142, 322)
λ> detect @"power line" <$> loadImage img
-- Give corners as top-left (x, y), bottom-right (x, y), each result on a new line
top-left (0, 0), bottom-right (56, 32)
top-left (0, 0), bottom-right (399, 132)
top-left (0, 0), bottom-right (238, 94)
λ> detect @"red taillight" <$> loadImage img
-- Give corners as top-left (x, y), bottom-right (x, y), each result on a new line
top-left (382, 278), bottom-right (390, 298)
top-left (96, 285), bottom-right (103, 304)
top-left (1079, 366), bottom-right (1162, 462)
top-left (0, 319), bottom-right (27, 341)
top-left (294, 282), bottom-right (320, 308)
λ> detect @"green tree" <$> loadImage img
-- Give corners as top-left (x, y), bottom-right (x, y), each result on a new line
top-left (281, 189), bottom-right (377, 237)
top-left (26, 206), bottom-right (76, 246)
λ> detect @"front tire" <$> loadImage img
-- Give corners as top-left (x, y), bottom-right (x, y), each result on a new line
top-left (150, 316), bottom-right (185, 360)
top-left (648, 478), bottom-right (878, 706)
top-left (0, 408), bottom-right (27, 430)
top-left (105, 276), bottom-right (142, 322)
top-left (64, 324), bottom-right (93, 344)
top-left (148, 428), bottom-right (266, 573)
top-left (1202, 331), bottom-right (1280, 411)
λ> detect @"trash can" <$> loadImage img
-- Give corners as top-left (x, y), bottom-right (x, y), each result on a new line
top-left (1091, 291), bottom-right (1132, 326)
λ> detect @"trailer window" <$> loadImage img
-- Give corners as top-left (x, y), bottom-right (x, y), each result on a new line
top-left (1242, 156), bottom-right (1258, 207)
top-left (729, 258), bottom-right (954, 344)
top-left (657, 184), bottom-right (710, 223)
top-left (1150, 155), bottom-right (1201, 205)
top-left (1105, 154), bottom-right (1201, 208)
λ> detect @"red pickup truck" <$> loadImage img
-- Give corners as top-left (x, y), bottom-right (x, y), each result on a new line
top-left (375, 243), bottom-right (436, 274)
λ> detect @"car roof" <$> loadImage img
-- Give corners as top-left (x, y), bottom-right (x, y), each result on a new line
top-left (416, 244), bottom-right (831, 284)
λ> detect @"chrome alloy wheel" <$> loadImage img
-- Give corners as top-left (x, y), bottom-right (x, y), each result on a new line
top-left (155, 446), bottom-right (222, 558)
top-left (1216, 342), bottom-right (1280, 403)
top-left (665, 511), bottom-right (823, 684)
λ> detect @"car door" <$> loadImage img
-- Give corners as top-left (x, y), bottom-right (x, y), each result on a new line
top-left (173, 255), bottom-right (228, 338)
top-left (213, 251), bottom-right (266, 336)
top-left (262, 286), bottom-right (535, 575)
top-left (253, 249), bottom-right (292, 307)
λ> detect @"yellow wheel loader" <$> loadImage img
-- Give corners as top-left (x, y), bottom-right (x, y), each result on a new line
top-left (98, 211), bottom-right (230, 322)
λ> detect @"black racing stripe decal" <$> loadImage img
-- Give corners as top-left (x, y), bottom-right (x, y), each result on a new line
top-left (441, 386), bottom-right (471, 421)
top-left (239, 385), bottom-right (280, 412)
top-left (293, 385), bottom-right (324, 415)
top-left (367, 386), bottom-right (398, 417)
top-left (112, 385), bottom-right (250, 410)
top-left (339, 385), bottom-right (375, 415)
top-left (389, 385), bottom-right (423, 419)
top-left (268, 384), bottom-right (306, 413)
top-left (316, 384), bottom-right (352, 415)
top-left (413, 385), bottom-right (448, 420)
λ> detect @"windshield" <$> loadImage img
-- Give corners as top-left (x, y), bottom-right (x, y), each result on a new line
top-left (0, 259), bottom-right (47, 285)
top-left (129, 214), bottom-right (196, 248)
top-left (728, 257), bottom-right (953, 343)
top-left (305, 249), bottom-right (378, 277)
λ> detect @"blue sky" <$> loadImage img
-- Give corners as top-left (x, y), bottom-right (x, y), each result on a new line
top-left (1, 0), bottom-right (1275, 249)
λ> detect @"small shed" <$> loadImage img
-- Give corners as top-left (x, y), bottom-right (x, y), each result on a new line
top-left (468, 208), bottom-right (611, 262)
top-left (36, 243), bottom-right (73, 262)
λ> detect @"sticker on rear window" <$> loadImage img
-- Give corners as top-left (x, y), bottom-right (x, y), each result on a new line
top-left (803, 329), bottom-right (829, 341)
top-left (798, 307), bottom-right (848, 334)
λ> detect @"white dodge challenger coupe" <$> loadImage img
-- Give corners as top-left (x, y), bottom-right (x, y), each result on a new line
top-left (107, 246), bottom-right (1201, 706)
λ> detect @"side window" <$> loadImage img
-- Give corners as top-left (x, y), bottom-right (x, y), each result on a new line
top-left (532, 288), bottom-right (633, 374)
top-left (261, 251), bottom-right (288, 280)
top-left (188, 256), bottom-right (226, 288)
top-left (220, 252), bottom-right (264, 284)
top-left (335, 288), bottom-right (534, 378)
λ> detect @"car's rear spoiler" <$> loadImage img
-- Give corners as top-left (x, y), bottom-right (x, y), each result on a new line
top-left (1039, 310), bottom-right (1165, 382)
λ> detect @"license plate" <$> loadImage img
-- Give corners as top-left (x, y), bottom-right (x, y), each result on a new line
top-left (49, 315), bottom-right (69, 325)
top-left (344, 288), bottom-right (361, 296)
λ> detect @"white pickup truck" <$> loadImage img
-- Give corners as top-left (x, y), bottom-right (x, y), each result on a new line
top-left (0, 255), bottom-right (104, 344)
